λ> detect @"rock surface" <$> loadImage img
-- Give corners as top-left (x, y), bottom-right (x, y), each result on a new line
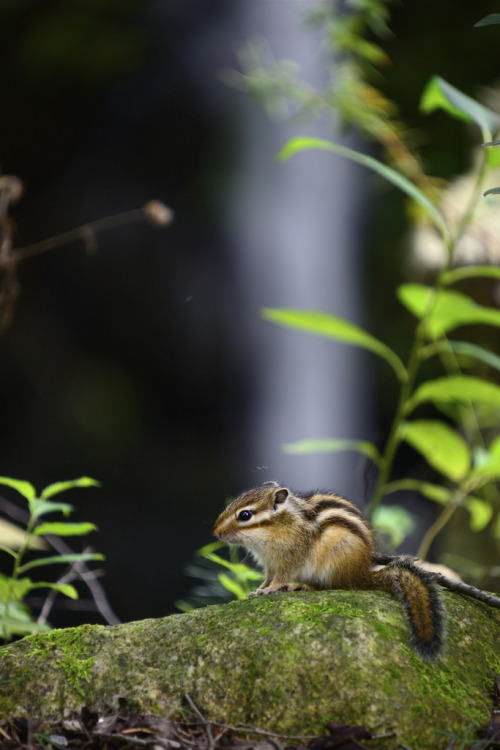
top-left (0, 589), bottom-right (498, 749)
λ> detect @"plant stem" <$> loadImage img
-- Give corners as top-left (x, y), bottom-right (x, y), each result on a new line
top-left (367, 147), bottom-right (489, 523)
top-left (3, 510), bottom-right (37, 642)
top-left (366, 320), bottom-right (426, 517)
top-left (416, 496), bottom-right (461, 559)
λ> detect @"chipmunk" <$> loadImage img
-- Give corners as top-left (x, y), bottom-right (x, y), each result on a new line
top-left (213, 481), bottom-right (445, 659)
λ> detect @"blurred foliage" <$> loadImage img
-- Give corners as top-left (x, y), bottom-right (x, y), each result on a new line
top-left (224, 0), bottom-right (434, 192)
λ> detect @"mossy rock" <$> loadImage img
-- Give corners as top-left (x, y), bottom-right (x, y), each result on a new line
top-left (0, 589), bottom-right (498, 748)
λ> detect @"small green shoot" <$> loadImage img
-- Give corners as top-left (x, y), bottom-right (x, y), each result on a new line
top-left (175, 541), bottom-right (261, 610)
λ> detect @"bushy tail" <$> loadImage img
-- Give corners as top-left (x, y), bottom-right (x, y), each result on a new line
top-left (371, 556), bottom-right (445, 659)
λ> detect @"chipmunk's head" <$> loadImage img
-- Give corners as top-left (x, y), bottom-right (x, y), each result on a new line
top-left (213, 481), bottom-right (292, 546)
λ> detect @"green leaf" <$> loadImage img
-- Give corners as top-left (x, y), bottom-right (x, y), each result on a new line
top-left (18, 552), bottom-right (105, 575)
top-left (384, 479), bottom-right (451, 505)
top-left (488, 435), bottom-right (500, 455)
top-left (464, 497), bottom-right (493, 532)
top-left (282, 438), bottom-right (381, 466)
top-left (195, 541), bottom-right (226, 557)
top-left (372, 505), bottom-right (417, 547)
top-left (444, 342), bottom-right (500, 373)
top-left (409, 375), bottom-right (500, 412)
top-left (483, 187), bottom-right (500, 197)
top-left (218, 573), bottom-right (248, 600)
top-left (41, 476), bottom-right (100, 500)
top-left (31, 500), bottom-right (74, 521)
top-left (469, 441), bottom-right (500, 482)
top-left (33, 522), bottom-right (97, 537)
top-left (474, 14), bottom-right (500, 27)
top-left (29, 582), bottom-right (79, 599)
top-left (400, 420), bottom-right (470, 482)
top-left (441, 265), bottom-right (500, 285)
top-left (261, 308), bottom-right (406, 381)
top-left (0, 575), bottom-right (33, 602)
top-left (199, 551), bottom-right (261, 580)
top-left (0, 477), bottom-right (36, 504)
top-left (276, 136), bottom-right (449, 240)
top-left (0, 601), bottom-right (50, 637)
top-left (397, 283), bottom-right (500, 338)
top-left (420, 75), bottom-right (499, 141)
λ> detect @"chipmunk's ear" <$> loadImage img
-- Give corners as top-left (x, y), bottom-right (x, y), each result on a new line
top-left (273, 487), bottom-right (289, 508)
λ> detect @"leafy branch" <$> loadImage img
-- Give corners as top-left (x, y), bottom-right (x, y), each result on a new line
top-left (264, 74), bottom-right (500, 562)
top-left (0, 475), bottom-right (104, 642)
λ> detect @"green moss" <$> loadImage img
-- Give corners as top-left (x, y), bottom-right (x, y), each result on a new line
top-left (29, 625), bottom-right (96, 698)
top-left (0, 589), bottom-right (498, 749)
top-left (372, 620), bottom-right (392, 640)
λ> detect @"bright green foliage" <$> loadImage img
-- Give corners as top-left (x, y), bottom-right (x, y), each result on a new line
top-left (262, 307), bottom-right (406, 381)
top-left (420, 76), bottom-right (499, 142)
top-left (253, 10), bottom-right (500, 570)
top-left (400, 420), bottom-right (471, 483)
top-left (397, 284), bottom-right (500, 339)
top-left (277, 137), bottom-right (449, 241)
top-left (283, 438), bottom-right (382, 468)
top-left (0, 476), bottom-right (103, 642)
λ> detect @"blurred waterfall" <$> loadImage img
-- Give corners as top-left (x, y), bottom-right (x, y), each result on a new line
top-left (230, 1), bottom-right (372, 498)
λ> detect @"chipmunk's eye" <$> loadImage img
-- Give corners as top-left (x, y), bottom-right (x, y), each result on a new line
top-left (237, 509), bottom-right (253, 522)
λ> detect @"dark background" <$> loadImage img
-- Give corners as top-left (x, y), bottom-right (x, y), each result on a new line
top-left (0, 0), bottom-right (498, 627)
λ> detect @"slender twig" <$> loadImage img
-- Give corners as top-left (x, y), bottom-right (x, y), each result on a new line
top-left (36, 556), bottom-right (87, 626)
top-left (431, 574), bottom-right (500, 609)
top-left (187, 717), bottom-right (395, 746)
top-left (373, 553), bottom-right (500, 609)
top-left (187, 719), bottom-right (322, 742)
top-left (184, 694), bottom-right (216, 750)
top-left (12, 202), bottom-right (173, 261)
top-left (91, 732), bottom-right (154, 747)
top-left (46, 533), bottom-right (121, 625)
top-left (0, 183), bottom-right (173, 331)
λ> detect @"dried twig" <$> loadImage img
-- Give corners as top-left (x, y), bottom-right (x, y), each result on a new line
top-left (36, 556), bottom-right (87, 626)
top-left (0, 171), bottom-right (173, 331)
top-left (184, 694), bottom-right (216, 750)
top-left (12, 201), bottom-right (173, 261)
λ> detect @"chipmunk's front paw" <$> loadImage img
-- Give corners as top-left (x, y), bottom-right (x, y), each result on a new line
top-left (248, 583), bottom-right (308, 596)
top-left (248, 586), bottom-right (274, 596)
top-left (248, 585), bottom-right (287, 596)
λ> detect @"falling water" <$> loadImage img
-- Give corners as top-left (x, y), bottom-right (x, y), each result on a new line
top-left (229, 0), bottom-right (372, 498)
